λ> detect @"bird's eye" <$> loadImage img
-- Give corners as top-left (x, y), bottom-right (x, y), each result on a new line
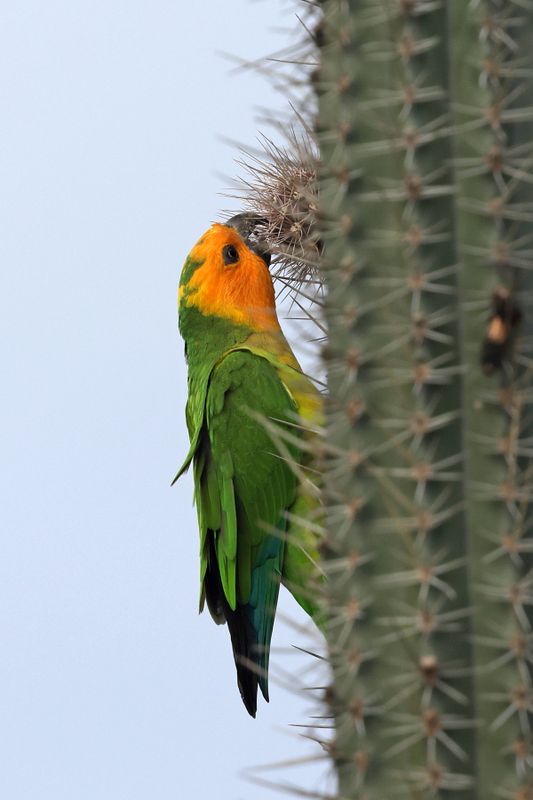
top-left (222, 244), bottom-right (239, 266)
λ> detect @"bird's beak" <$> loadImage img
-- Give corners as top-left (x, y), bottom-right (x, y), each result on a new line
top-left (225, 213), bottom-right (272, 268)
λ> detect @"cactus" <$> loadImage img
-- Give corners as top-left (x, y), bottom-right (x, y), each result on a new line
top-left (231, 0), bottom-right (533, 794)
top-left (313, 0), bottom-right (533, 798)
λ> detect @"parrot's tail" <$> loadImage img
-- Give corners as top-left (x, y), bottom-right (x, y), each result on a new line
top-left (204, 537), bottom-right (268, 718)
top-left (225, 604), bottom-right (263, 718)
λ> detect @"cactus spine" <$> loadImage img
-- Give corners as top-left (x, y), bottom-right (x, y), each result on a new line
top-left (316, 1), bottom-right (533, 797)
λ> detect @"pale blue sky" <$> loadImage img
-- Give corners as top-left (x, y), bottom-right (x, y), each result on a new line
top-left (0, 2), bottom-right (331, 798)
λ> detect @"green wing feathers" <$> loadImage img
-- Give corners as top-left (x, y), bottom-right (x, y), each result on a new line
top-left (193, 350), bottom-right (302, 714)
top-left (181, 345), bottom-right (324, 715)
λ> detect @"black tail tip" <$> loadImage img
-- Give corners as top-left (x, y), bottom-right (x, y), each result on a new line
top-left (239, 680), bottom-right (271, 717)
top-left (238, 675), bottom-right (258, 718)
top-left (245, 701), bottom-right (257, 719)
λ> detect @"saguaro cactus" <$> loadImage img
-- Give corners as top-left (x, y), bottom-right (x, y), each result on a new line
top-left (315, 1), bottom-right (533, 797)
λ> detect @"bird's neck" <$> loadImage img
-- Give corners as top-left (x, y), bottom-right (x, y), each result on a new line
top-left (180, 305), bottom-right (253, 374)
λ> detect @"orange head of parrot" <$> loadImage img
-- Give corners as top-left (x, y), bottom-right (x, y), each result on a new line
top-left (179, 215), bottom-right (281, 333)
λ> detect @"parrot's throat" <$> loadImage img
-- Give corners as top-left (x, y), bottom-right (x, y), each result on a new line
top-left (179, 305), bottom-right (253, 373)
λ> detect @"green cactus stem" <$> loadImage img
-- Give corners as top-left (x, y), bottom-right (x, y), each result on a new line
top-left (315, 0), bottom-right (533, 797)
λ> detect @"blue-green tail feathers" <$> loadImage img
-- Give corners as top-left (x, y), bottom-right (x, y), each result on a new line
top-left (204, 531), bottom-right (284, 717)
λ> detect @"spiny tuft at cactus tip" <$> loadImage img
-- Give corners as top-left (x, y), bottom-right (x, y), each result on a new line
top-left (227, 131), bottom-right (321, 293)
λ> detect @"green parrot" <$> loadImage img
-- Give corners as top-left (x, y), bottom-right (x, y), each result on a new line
top-left (175, 214), bottom-right (323, 716)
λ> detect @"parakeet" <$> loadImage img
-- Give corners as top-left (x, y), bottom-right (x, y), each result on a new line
top-left (174, 214), bottom-right (322, 717)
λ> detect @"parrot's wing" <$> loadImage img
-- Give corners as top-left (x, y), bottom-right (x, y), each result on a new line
top-left (171, 362), bottom-right (212, 485)
top-left (235, 341), bottom-right (326, 624)
top-left (198, 348), bottom-right (302, 715)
